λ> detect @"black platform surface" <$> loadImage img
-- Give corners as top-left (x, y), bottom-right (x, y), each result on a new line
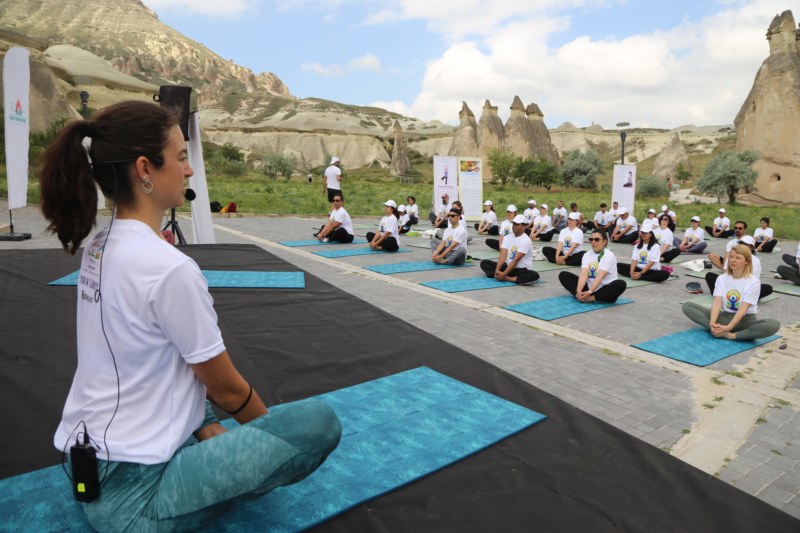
top-left (1, 244), bottom-right (797, 532)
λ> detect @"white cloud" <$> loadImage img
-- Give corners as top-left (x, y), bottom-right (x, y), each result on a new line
top-left (142, 0), bottom-right (255, 19)
top-left (301, 62), bottom-right (346, 77)
top-left (349, 53), bottom-right (382, 72)
top-left (388, 0), bottom-right (791, 127)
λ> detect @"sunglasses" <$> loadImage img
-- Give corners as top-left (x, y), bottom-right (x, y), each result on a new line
top-left (588, 237), bottom-right (603, 242)
top-left (448, 214), bottom-right (460, 218)
top-left (734, 226), bottom-right (745, 230)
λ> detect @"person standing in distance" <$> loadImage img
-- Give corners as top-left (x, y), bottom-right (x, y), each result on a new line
top-left (323, 156), bottom-right (343, 202)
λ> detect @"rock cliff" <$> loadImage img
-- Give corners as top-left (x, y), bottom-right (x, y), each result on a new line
top-left (652, 132), bottom-right (691, 183)
top-left (735, 9), bottom-right (800, 204)
top-left (390, 120), bottom-right (412, 176)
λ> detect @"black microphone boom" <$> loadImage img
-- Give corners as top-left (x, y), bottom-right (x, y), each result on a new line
top-left (185, 188), bottom-right (196, 201)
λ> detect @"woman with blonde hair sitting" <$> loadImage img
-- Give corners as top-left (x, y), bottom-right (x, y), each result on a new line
top-left (682, 244), bottom-right (780, 340)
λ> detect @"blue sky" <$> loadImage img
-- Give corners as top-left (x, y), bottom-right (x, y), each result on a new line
top-left (142, 0), bottom-right (792, 128)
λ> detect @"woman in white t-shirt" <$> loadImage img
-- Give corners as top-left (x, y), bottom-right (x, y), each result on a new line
top-left (678, 216), bottom-right (708, 254)
top-left (655, 214), bottom-right (680, 263)
top-left (366, 200), bottom-right (401, 252)
top-left (398, 205), bottom-right (412, 234)
top-left (487, 205), bottom-right (517, 251)
top-left (542, 213), bottom-right (585, 266)
top-left (406, 195), bottom-right (419, 225)
top-left (616, 224), bottom-right (670, 282)
top-left (475, 200), bottom-right (499, 235)
top-left (39, 101), bottom-right (341, 531)
top-left (753, 217), bottom-right (777, 253)
top-left (558, 229), bottom-right (627, 302)
top-left (682, 244), bottom-right (780, 340)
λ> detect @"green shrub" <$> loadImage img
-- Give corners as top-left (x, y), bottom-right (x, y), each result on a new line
top-left (488, 149), bottom-right (521, 185)
top-left (560, 149), bottom-right (603, 189)
top-left (261, 153), bottom-right (297, 180)
top-left (696, 150), bottom-right (759, 204)
top-left (636, 175), bottom-right (669, 198)
top-left (219, 143), bottom-right (243, 162)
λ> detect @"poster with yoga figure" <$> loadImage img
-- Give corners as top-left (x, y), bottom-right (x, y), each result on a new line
top-left (612, 164), bottom-right (637, 214)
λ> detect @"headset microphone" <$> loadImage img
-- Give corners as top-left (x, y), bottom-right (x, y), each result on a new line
top-left (185, 188), bottom-right (196, 201)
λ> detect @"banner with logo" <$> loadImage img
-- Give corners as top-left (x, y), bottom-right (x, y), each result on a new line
top-left (3, 47), bottom-right (31, 210)
top-left (612, 164), bottom-right (637, 214)
top-left (457, 157), bottom-right (482, 222)
top-left (187, 113), bottom-right (215, 244)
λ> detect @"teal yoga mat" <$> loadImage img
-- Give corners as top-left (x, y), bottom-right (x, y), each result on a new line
top-left (365, 261), bottom-right (474, 275)
top-left (403, 240), bottom-right (434, 249)
top-left (773, 284), bottom-right (800, 297)
top-left (632, 329), bottom-right (781, 366)
top-left (0, 367), bottom-right (545, 533)
top-left (279, 238), bottom-right (367, 247)
top-left (467, 250), bottom-right (500, 260)
top-left (421, 277), bottom-right (524, 292)
top-left (313, 248), bottom-right (411, 258)
top-left (49, 270), bottom-right (305, 289)
top-left (505, 295), bottom-right (634, 321)
top-left (532, 261), bottom-right (576, 272)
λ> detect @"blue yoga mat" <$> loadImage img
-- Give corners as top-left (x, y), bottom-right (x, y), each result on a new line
top-left (632, 329), bottom-right (781, 366)
top-left (49, 270), bottom-right (305, 289)
top-left (505, 295), bottom-right (634, 321)
top-left (421, 277), bottom-right (520, 292)
top-left (365, 261), bottom-right (475, 275)
top-left (313, 248), bottom-right (411, 258)
top-left (0, 367), bottom-right (545, 533)
top-left (279, 239), bottom-right (367, 247)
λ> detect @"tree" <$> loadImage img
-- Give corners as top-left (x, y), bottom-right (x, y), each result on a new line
top-left (636, 175), bottom-right (669, 198)
top-left (515, 157), bottom-right (559, 190)
top-left (696, 150), bottom-right (759, 204)
top-left (560, 149), bottom-right (603, 189)
top-left (487, 148), bottom-right (520, 185)
top-left (219, 142), bottom-right (244, 161)
top-left (674, 162), bottom-right (691, 185)
top-left (261, 153), bottom-right (297, 180)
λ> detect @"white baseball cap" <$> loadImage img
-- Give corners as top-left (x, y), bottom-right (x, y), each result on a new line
top-left (719, 208), bottom-right (726, 213)
top-left (640, 221), bottom-right (654, 233)
top-left (619, 207), bottom-right (629, 215)
top-left (506, 204), bottom-right (518, 212)
top-left (568, 212), bottom-right (581, 221)
top-left (540, 204), bottom-right (548, 210)
top-left (691, 215), bottom-right (701, 222)
top-left (528, 199), bottom-right (537, 205)
top-left (661, 205), bottom-right (668, 211)
top-left (398, 204), bottom-right (406, 212)
top-left (512, 214), bottom-right (528, 224)
top-left (740, 235), bottom-right (755, 246)
top-left (484, 200), bottom-right (493, 206)
top-left (384, 200), bottom-right (397, 208)
top-left (330, 156), bottom-right (340, 164)
top-left (648, 208), bottom-right (656, 214)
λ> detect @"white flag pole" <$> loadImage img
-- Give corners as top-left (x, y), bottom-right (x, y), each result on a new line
top-left (2, 46), bottom-right (32, 240)
top-left (187, 112), bottom-right (214, 244)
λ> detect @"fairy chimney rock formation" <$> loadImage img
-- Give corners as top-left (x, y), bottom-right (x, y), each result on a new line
top-left (390, 120), bottom-right (412, 177)
top-left (653, 132), bottom-right (691, 182)
top-left (448, 101), bottom-right (479, 156)
top-left (735, 9), bottom-right (800, 204)
top-left (476, 100), bottom-right (505, 180)
top-left (503, 95), bottom-right (537, 158)
top-left (526, 102), bottom-right (560, 165)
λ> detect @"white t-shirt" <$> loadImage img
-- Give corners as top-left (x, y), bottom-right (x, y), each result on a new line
top-left (713, 216), bottom-right (730, 231)
top-left (442, 224), bottom-right (468, 254)
top-left (593, 210), bottom-right (611, 225)
top-left (481, 210), bottom-right (498, 226)
top-left (523, 207), bottom-right (540, 223)
top-left (582, 248), bottom-right (618, 289)
top-left (331, 206), bottom-right (354, 235)
top-left (553, 206), bottom-right (567, 224)
top-left (437, 202), bottom-right (452, 218)
top-left (398, 213), bottom-right (410, 227)
top-left (662, 209), bottom-right (677, 221)
top-left (499, 219), bottom-right (513, 238)
top-left (54, 220), bottom-right (224, 464)
top-left (502, 233), bottom-right (534, 271)
top-left (379, 215), bottom-right (400, 242)
top-left (615, 215), bottom-right (639, 233)
top-left (654, 227), bottom-right (674, 249)
top-left (631, 243), bottom-right (661, 270)
top-left (532, 215), bottom-right (552, 233)
top-left (795, 241), bottom-right (800, 260)
top-left (684, 226), bottom-right (705, 243)
top-left (324, 165), bottom-right (342, 190)
top-left (558, 227), bottom-right (584, 254)
top-left (407, 203), bottom-right (419, 218)
top-left (752, 255), bottom-right (762, 277)
top-left (753, 227), bottom-right (773, 244)
top-left (609, 208), bottom-right (620, 220)
top-left (714, 273), bottom-right (760, 315)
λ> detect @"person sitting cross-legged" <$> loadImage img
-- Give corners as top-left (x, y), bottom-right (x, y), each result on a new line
top-left (708, 221), bottom-right (747, 270)
top-left (315, 193), bottom-right (354, 243)
top-left (677, 216), bottom-right (708, 254)
top-left (610, 207), bottom-right (639, 244)
top-left (543, 212), bottom-right (585, 266)
top-left (479, 215), bottom-right (540, 285)
top-left (431, 208), bottom-right (468, 265)
top-left (486, 204), bottom-right (517, 251)
top-left (558, 230), bottom-right (627, 303)
top-left (617, 222), bottom-right (670, 282)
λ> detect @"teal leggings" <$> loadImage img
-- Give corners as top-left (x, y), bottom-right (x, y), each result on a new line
top-left (682, 301), bottom-right (780, 340)
top-left (82, 400), bottom-right (341, 532)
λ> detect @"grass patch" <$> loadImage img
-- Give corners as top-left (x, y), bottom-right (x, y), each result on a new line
top-left (725, 369), bottom-right (745, 379)
top-left (775, 398), bottom-right (792, 407)
top-left (713, 396), bottom-right (724, 402)
top-left (711, 376), bottom-right (725, 385)
top-left (771, 449), bottom-right (782, 456)
top-left (702, 403), bottom-right (716, 409)
top-left (601, 348), bottom-right (621, 357)
top-left (682, 429), bottom-right (691, 435)
top-left (756, 417), bottom-right (767, 424)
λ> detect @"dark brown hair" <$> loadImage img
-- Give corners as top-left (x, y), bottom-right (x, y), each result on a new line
top-left (40, 101), bottom-right (178, 254)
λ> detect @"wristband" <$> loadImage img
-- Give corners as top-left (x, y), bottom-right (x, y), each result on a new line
top-left (225, 385), bottom-right (253, 415)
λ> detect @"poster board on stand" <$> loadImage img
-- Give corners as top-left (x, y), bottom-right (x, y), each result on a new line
top-left (457, 158), bottom-right (482, 222)
top-left (612, 164), bottom-right (637, 214)
top-left (432, 156), bottom-right (459, 217)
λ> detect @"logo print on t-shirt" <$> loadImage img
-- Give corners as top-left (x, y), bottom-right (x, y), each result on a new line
top-left (638, 250), bottom-right (649, 266)
top-left (446, 237), bottom-right (453, 247)
top-left (725, 290), bottom-right (741, 312)
top-left (536, 222), bottom-right (542, 230)
top-left (564, 237), bottom-right (572, 248)
top-left (379, 224), bottom-right (384, 232)
top-left (503, 227), bottom-right (511, 236)
top-left (510, 245), bottom-right (518, 260)
top-left (588, 261), bottom-right (599, 279)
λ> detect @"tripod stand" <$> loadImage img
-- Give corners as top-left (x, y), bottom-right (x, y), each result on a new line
top-left (162, 208), bottom-right (187, 245)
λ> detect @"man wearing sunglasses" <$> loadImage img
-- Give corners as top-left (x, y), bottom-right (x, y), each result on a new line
top-left (315, 193), bottom-right (354, 243)
top-left (431, 209), bottom-right (468, 265)
top-left (708, 221), bottom-right (747, 270)
top-left (479, 215), bottom-right (540, 285)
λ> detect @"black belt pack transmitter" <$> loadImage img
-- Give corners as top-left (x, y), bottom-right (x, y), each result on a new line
top-left (70, 440), bottom-right (100, 502)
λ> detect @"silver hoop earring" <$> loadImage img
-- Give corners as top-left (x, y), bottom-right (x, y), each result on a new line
top-left (141, 176), bottom-right (153, 194)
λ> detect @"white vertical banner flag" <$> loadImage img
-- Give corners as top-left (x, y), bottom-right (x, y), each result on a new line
top-left (3, 47), bottom-right (31, 210)
top-left (187, 113), bottom-right (215, 244)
